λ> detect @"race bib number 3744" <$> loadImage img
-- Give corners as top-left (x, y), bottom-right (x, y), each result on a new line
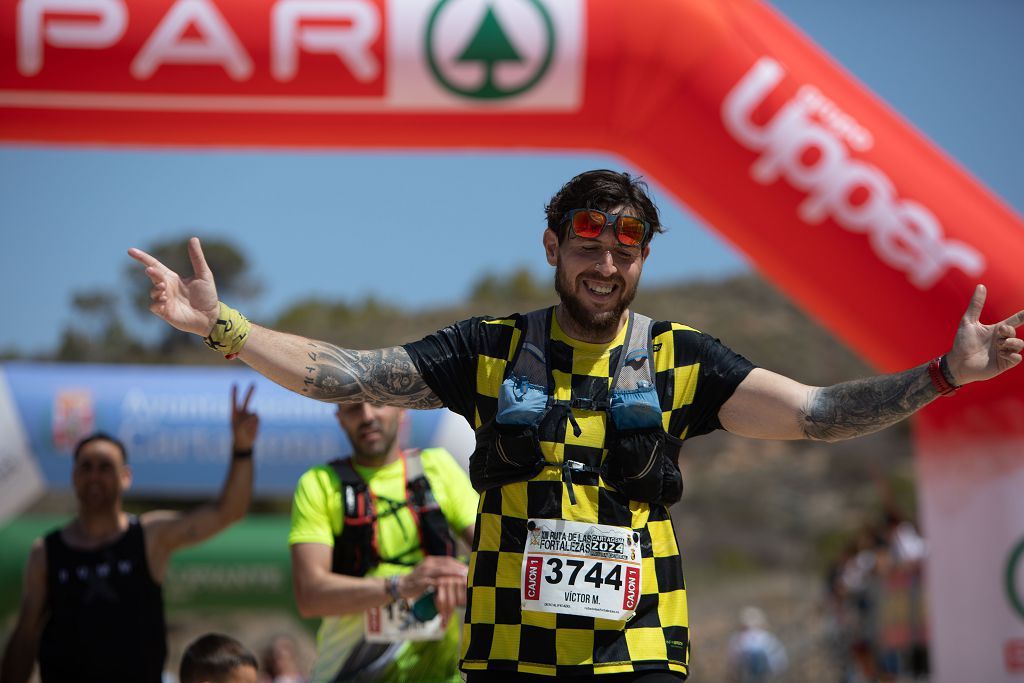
top-left (521, 519), bottom-right (642, 621)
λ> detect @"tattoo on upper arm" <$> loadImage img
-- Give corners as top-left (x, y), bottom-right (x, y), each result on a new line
top-left (301, 344), bottom-right (443, 409)
top-left (799, 363), bottom-right (936, 442)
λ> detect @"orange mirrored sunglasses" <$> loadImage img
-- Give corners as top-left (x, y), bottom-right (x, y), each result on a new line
top-left (560, 209), bottom-right (650, 247)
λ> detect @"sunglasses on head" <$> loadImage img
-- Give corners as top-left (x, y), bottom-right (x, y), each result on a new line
top-left (560, 209), bottom-right (650, 247)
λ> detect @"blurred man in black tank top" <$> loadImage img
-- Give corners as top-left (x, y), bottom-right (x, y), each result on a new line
top-left (0, 385), bottom-right (260, 683)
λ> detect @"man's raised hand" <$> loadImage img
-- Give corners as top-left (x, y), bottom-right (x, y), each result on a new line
top-left (128, 237), bottom-right (220, 336)
top-left (231, 383), bottom-right (259, 453)
top-left (947, 284), bottom-right (1024, 385)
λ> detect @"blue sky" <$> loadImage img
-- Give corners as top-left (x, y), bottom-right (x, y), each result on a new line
top-left (1, 1), bottom-right (1021, 356)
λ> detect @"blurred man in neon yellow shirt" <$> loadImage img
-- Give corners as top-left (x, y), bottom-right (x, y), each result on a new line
top-left (289, 403), bottom-right (477, 682)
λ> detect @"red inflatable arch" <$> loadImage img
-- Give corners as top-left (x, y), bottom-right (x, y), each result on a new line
top-left (3, 1), bottom-right (1022, 680)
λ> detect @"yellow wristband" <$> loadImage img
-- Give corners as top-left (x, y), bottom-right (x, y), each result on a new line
top-left (203, 302), bottom-right (251, 359)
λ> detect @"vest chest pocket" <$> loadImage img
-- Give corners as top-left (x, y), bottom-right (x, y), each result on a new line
top-left (602, 384), bottom-right (685, 507)
top-left (469, 420), bottom-right (547, 492)
top-left (603, 429), bottom-right (684, 506)
top-left (469, 376), bottom-right (550, 492)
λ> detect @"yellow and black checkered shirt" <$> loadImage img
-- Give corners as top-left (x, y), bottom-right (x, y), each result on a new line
top-left (404, 309), bottom-right (754, 678)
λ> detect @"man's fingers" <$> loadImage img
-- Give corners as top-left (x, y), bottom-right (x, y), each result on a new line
top-left (141, 265), bottom-right (168, 287)
top-left (131, 250), bottom-right (177, 287)
top-left (437, 585), bottom-right (452, 628)
top-left (1001, 338), bottom-right (1024, 354)
top-left (188, 237), bottom-right (212, 279)
top-left (450, 577), bottom-right (467, 606)
top-left (435, 583), bottom-right (450, 613)
top-left (128, 247), bottom-right (164, 269)
top-left (433, 556), bottom-right (468, 575)
top-left (963, 283), bottom-right (986, 323)
top-left (435, 581), bottom-right (456, 623)
top-left (231, 383), bottom-right (238, 412)
top-left (1002, 351), bottom-right (1024, 366)
top-left (241, 383), bottom-right (256, 412)
top-left (422, 556), bottom-right (463, 577)
top-left (1000, 309), bottom-right (1024, 329)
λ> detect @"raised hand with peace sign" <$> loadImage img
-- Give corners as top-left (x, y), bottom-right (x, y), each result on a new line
top-left (231, 383), bottom-right (260, 454)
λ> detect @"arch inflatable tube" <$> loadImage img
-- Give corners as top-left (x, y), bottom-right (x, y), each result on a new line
top-left (2, 1), bottom-right (1022, 680)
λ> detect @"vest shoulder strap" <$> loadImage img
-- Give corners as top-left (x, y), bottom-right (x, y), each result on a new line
top-left (329, 457), bottom-right (369, 521)
top-left (612, 312), bottom-right (656, 390)
top-left (507, 307), bottom-right (552, 388)
top-left (403, 448), bottom-right (424, 483)
top-left (403, 449), bottom-right (445, 514)
top-left (329, 456), bottom-right (364, 486)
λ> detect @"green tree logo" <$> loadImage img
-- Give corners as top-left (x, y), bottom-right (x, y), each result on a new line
top-left (1007, 537), bottom-right (1024, 621)
top-left (426, 0), bottom-right (555, 100)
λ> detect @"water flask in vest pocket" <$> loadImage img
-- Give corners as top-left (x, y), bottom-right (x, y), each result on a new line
top-left (496, 376), bottom-right (547, 425)
top-left (609, 383), bottom-right (662, 430)
top-left (469, 376), bottom-right (548, 491)
top-left (603, 429), bottom-right (685, 506)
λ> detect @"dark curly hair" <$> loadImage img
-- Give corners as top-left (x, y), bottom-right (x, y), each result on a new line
top-left (544, 169), bottom-right (665, 246)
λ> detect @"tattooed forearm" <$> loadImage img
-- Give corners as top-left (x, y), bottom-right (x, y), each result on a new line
top-left (799, 362), bottom-right (937, 442)
top-left (301, 344), bottom-right (444, 409)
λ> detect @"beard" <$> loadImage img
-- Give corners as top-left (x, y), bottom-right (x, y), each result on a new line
top-left (352, 421), bottom-right (399, 460)
top-left (554, 261), bottom-right (639, 339)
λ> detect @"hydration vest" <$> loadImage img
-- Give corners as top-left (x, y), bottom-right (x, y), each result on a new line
top-left (469, 307), bottom-right (685, 506)
top-left (330, 450), bottom-right (457, 577)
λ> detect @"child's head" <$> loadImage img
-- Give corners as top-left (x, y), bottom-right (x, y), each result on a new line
top-left (179, 633), bottom-right (259, 683)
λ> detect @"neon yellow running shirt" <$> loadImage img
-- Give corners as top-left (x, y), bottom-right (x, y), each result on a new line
top-left (289, 447), bottom-right (478, 683)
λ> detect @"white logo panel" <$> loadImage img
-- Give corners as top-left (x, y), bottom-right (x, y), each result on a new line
top-left (389, 0), bottom-right (583, 110)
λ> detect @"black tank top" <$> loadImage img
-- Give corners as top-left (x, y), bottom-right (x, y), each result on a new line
top-left (38, 516), bottom-right (167, 683)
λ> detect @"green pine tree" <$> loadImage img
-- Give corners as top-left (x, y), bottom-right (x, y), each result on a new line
top-left (456, 6), bottom-right (522, 98)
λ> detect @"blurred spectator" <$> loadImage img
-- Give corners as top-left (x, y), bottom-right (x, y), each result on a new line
top-left (726, 606), bottom-right (788, 683)
top-left (0, 386), bottom-right (258, 683)
top-left (258, 634), bottom-right (306, 683)
top-left (180, 633), bottom-right (258, 683)
top-left (884, 512), bottom-right (926, 566)
top-left (824, 502), bottom-right (930, 683)
top-left (844, 527), bottom-right (885, 682)
top-left (824, 546), bottom-right (857, 683)
top-left (288, 403), bottom-right (476, 682)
